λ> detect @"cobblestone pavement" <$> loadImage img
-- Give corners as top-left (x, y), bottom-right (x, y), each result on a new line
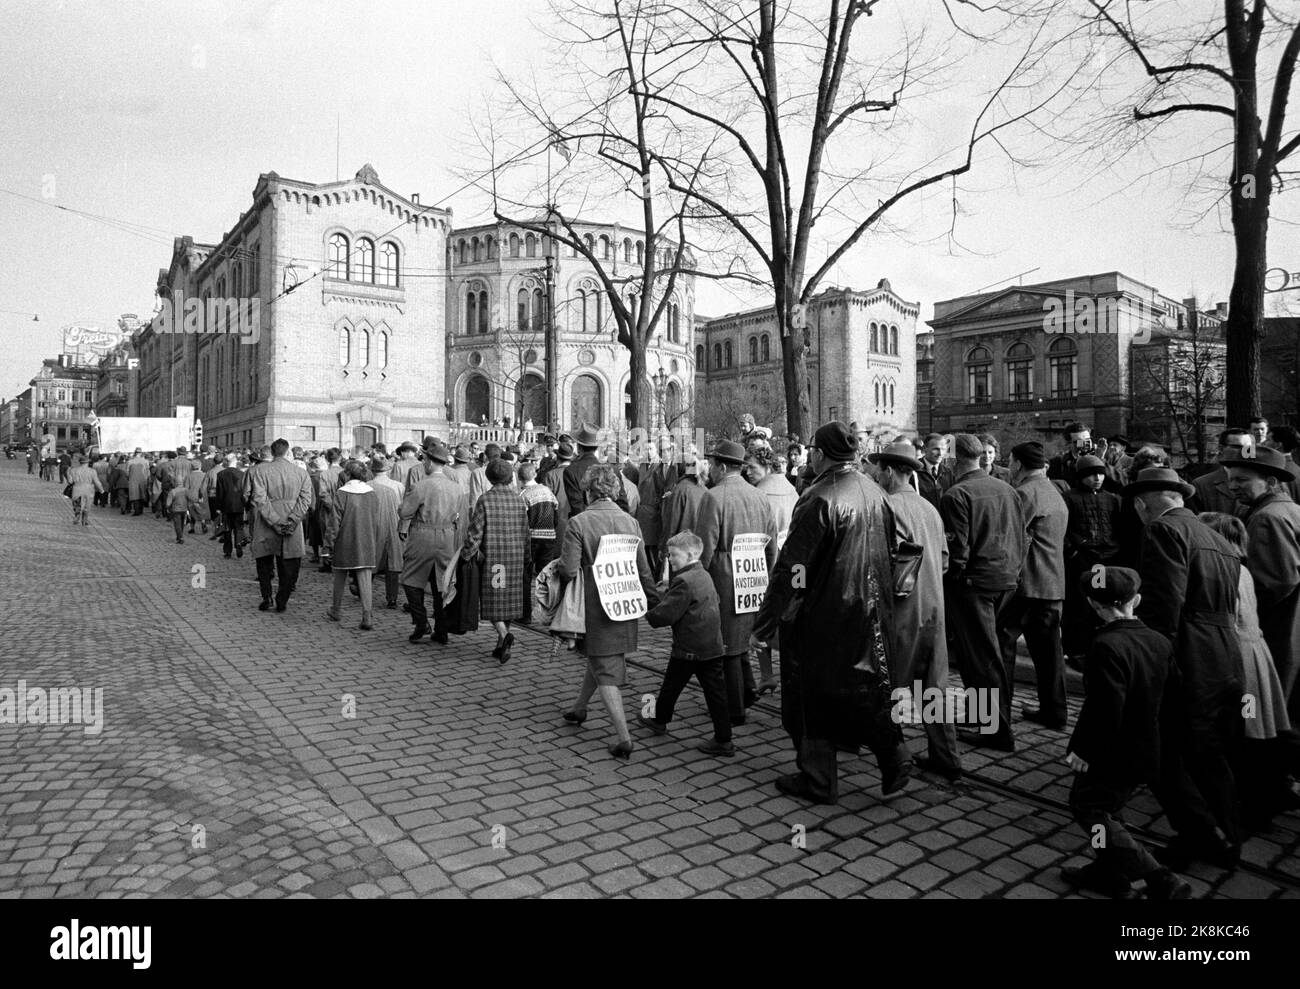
top-left (1, 461), bottom-right (1296, 899)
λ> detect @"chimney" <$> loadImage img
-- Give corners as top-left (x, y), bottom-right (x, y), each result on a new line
top-left (1216, 301), bottom-right (1228, 318)
top-left (411, 193), bottom-right (420, 206)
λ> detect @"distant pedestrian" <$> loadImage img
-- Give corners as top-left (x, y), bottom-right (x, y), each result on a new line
top-left (67, 455), bottom-right (102, 526)
top-left (462, 458), bottom-right (529, 664)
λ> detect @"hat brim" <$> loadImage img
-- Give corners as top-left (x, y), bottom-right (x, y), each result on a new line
top-left (868, 452), bottom-right (925, 472)
top-left (708, 453), bottom-right (745, 465)
top-left (1122, 478), bottom-right (1195, 498)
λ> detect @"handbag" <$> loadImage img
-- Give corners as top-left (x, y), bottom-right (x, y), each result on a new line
top-left (445, 555), bottom-right (480, 635)
top-left (892, 540), bottom-right (924, 598)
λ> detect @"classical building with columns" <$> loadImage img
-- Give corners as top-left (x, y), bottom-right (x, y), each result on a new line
top-left (133, 164), bottom-right (451, 450)
top-left (446, 221), bottom-right (695, 432)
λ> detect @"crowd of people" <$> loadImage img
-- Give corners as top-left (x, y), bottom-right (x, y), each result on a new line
top-left (46, 411), bottom-right (1300, 900)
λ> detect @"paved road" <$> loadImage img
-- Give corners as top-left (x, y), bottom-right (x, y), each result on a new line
top-left (0, 460), bottom-right (1296, 899)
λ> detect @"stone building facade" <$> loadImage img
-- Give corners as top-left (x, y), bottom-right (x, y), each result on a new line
top-left (26, 357), bottom-right (98, 450)
top-left (446, 221), bottom-right (695, 432)
top-left (134, 164), bottom-right (451, 450)
top-left (695, 280), bottom-right (920, 444)
top-left (926, 272), bottom-right (1221, 453)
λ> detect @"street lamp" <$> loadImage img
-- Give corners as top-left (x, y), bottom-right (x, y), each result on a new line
top-left (653, 366), bottom-right (668, 433)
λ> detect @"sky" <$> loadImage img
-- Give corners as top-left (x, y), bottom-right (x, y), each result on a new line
top-left (1, 0), bottom-right (1296, 403)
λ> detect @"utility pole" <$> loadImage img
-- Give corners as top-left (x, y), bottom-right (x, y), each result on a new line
top-left (544, 213), bottom-right (558, 430)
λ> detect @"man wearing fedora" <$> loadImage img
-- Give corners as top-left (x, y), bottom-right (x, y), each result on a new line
top-left (564, 424), bottom-right (628, 516)
top-left (1126, 464), bottom-right (1245, 869)
top-left (389, 441), bottom-right (421, 493)
top-left (1189, 428), bottom-right (1253, 517)
top-left (1227, 446), bottom-right (1300, 733)
top-left (871, 440), bottom-right (961, 781)
top-left (697, 438), bottom-right (779, 722)
top-left (753, 421), bottom-right (910, 804)
top-left (940, 433), bottom-right (1026, 753)
top-left (399, 439), bottom-right (468, 646)
top-left (998, 440), bottom-right (1070, 732)
top-left (447, 444), bottom-right (475, 493)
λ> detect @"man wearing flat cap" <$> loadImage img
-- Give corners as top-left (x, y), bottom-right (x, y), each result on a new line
top-left (998, 440), bottom-right (1070, 732)
top-left (1126, 465), bottom-right (1245, 869)
top-left (871, 440), bottom-right (961, 780)
top-left (1226, 446), bottom-right (1300, 729)
top-left (697, 438), bottom-right (779, 723)
top-left (753, 421), bottom-right (911, 804)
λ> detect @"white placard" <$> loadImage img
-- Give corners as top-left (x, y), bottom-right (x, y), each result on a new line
top-left (731, 532), bottom-right (770, 614)
top-left (593, 533), bottom-right (647, 622)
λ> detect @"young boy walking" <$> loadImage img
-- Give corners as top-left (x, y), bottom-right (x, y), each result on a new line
top-left (638, 531), bottom-right (734, 757)
top-left (1061, 566), bottom-right (1192, 899)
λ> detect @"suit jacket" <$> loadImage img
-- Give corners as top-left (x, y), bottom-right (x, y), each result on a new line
top-left (1189, 467), bottom-right (1241, 517)
top-left (1013, 474), bottom-right (1068, 599)
top-left (249, 457), bottom-right (314, 559)
top-left (916, 462), bottom-right (954, 510)
top-left (939, 468), bottom-right (1025, 591)
top-left (1067, 618), bottom-right (1175, 784)
top-left (696, 473), bottom-right (779, 654)
top-left (633, 460), bottom-right (679, 545)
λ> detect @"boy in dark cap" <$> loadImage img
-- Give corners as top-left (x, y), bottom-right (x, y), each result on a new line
top-left (1062, 566), bottom-right (1191, 899)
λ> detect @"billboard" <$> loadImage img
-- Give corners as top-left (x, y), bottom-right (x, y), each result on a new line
top-left (94, 417), bottom-right (191, 453)
top-left (62, 322), bottom-right (131, 362)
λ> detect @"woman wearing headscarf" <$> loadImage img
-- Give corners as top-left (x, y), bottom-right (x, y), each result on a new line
top-left (462, 457), bottom-right (529, 663)
top-left (326, 460), bottom-right (394, 630)
top-left (558, 463), bottom-right (659, 760)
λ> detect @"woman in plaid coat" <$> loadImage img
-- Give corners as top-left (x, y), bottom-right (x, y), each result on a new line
top-left (462, 458), bottom-right (529, 663)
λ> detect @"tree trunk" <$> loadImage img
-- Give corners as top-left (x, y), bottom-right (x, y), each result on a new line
top-left (1226, 214), bottom-right (1267, 425)
top-left (627, 333), bottom-right (651, 433)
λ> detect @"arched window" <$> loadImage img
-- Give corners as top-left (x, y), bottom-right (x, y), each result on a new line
top-left (457, 240), bottom-right (467, 265)
top-left (623, 238), bottom-right (632, 262)
top-left (596, 292), bottom-right (604, 332)
top-left (339, 325), bottom-right (351, 367)
top-left (636, 241), bottom-right (644, 265)
top-left (526, 233), bottom-right (537, 258)
top-left (724, 341), bottom-right (733, 367)
top-left (870, 322), bottom-right (879, 351)
top-left (465, 374), bottom-right (490, 423)
top-left (378, 330), bottom-right (389, 369)
top-left (669, 303), bottom-right (680, 343)
top-left (510, 233), bottom-right (521, 258)
top-left (355, 238), bottom-right (375, 283)
top-left (597, 235), bottom-right (609, 260)
top-left (215, 277), bottom-right (226, 332)
top-left (966, 346), bottom-right (992, 404)
top-left (485, 235), bottom-right (495, 260)
top-left (749, 336), bottom-right (758, 364)
top-left (471, 237), bottom-right (481, 262)
top-left (584, 234), bottom-right (595, 256)
top-left (359, 327), bottom-right (370, 368)
top-left (465, 292), bottom-right (477, 336)
top-left (571, 374), bottom-right (603, 427)
top-left (889, 381), bottom-right (895, 410)
top-left (1006, 341), bottom-right (1034, 400)
top-left (532, 287), bottom-right (544, 332)
top-left (579, 290), bottom-right (590, 333)
top-left (874, 381), bottom-right (881, 410)
top-left (713, 344), bottom-right (722, 369)
top-left (1049, 337), bottom-right (1078, 399)
top-left (890, 325), bottom-right (899, 355)
top-left (379, 242), bottom-right (399, 287)
top-left (328, 234), bottom-right (349, 278)
top-left (761, 334), bottom-right (770, 362)
top-left (517, 288), bottom-right (529, 330)
top-left (477, 290), bottom-right (488, 334)
top-left (696, 344), bottom-right (705, 368)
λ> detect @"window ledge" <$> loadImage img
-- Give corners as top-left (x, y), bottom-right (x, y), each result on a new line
top-left (323, 278), bottom-right (406, 306)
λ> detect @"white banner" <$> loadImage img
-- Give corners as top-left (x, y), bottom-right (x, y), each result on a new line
top-left (593, 533), bottom-right (647, 622)
top-left (94, 417), bottom-right (191, 454)
top-left (731, 532), bottom-right (770, 614)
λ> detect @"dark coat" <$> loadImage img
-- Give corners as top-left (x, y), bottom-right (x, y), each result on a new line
top-left (558, 499), bottom-right (658, 656)
top-left (462, 484), bottom-right (529, 621)
top-left (1136, 506), bottom-right (1244, 740)
top-left (754, 463), bottom-right (902, 748)
top-left (696, 473), bottom-right (779, 655)
top-left (1064, 486), bottom-right (1121, 562)
top-left (645, 561), bottom-right (725, 660)
top-left (563, 453), bottom-right (628, 517)
top-left (916, 461), bottom-right (954, 510)
top-left (1013, 474), bottom-right (1068, 599)
top-left (215, 467), bottom-right (246, 516)
top-left (1189, 467), bottom-right (1243, 517)
top-left (939, 468), bottom-right (1025, 591)
top-left (660, 474), bottom-right (708, 553)
top-left (1243, 491), bottom-right (1300, 720)
top-left (1068, 617), bottom-right (1175, 785)
top-left (328, 483), bottom-right (391, 570)
top-left (885, 486), bottom-right (948, 687)
top-left (632, 461), bottom-right (680, 547)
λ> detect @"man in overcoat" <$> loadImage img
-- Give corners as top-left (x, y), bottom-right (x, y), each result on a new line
top-left (1228, 447), bottom-right (1300, 732)
top-left (633, 435), bottom-right (681, 576)
top-left (399, 441), bottom-right (468, 645)
top-left (752, 421), bottom-right (910, 804)
top-left (940, 433), bottom-right (1026, 752)
top-left (998, 441), bottom-right (1069, 731)
top-left (126, 448), bottom-right (151, 515)
top-left (249, 438), bottom-right (314, 613)
top-left (1128, 466), bottom-right (1245, 868)
top-left (1189, 429), bottom-right (1252, 516)
top-left (696, 439), bottom-right (778, 723)
top-left (871, 440), bottom-right (960, 780)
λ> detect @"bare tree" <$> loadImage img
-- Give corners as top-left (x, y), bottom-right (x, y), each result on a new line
top-left (695, 374), bottom-right (787, 440)
top-left (636, 0), bottom-right (1075, 439)
top-left (1084, 0), bottom-right (1300, 426)
top-left (1130, 313), bottom-right (1227, 465)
